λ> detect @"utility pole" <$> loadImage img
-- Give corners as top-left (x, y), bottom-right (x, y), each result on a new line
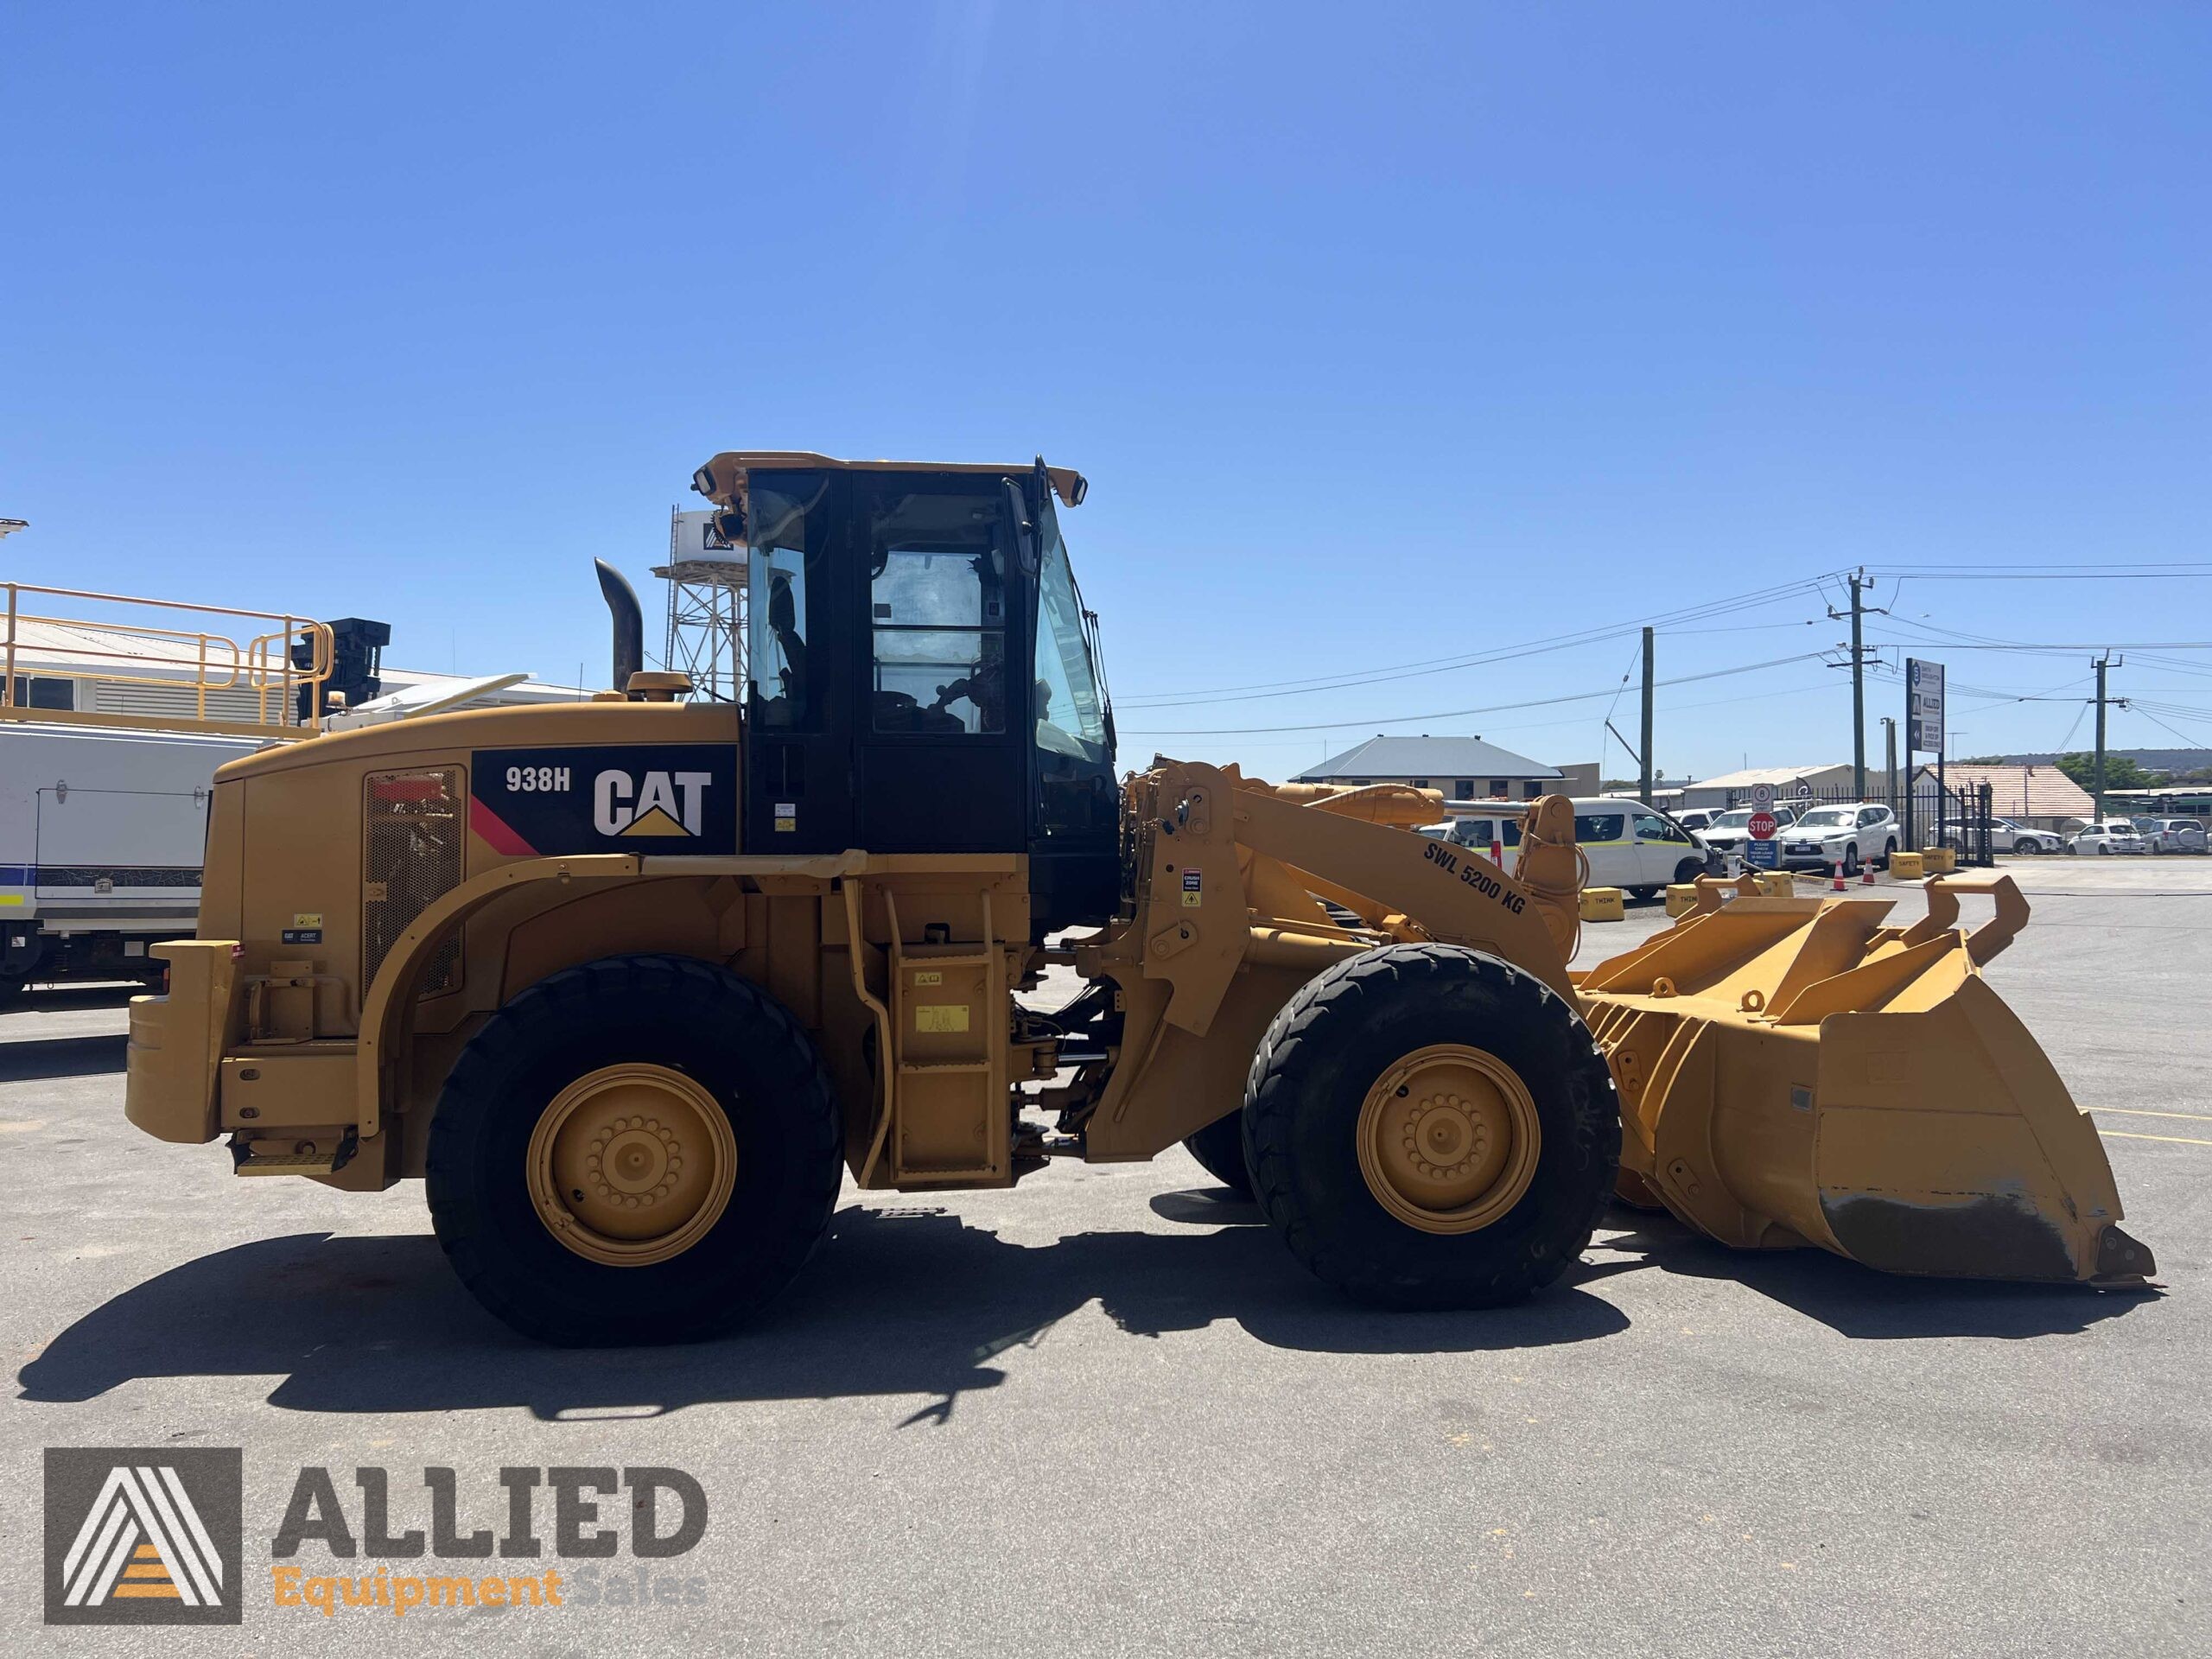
top-left (1638, 626), bottom-right (1654, 805)
top-left (1828, 569), bottom-right (1882, 798)
top-left (2091, 653), bottom-right (2122, 820)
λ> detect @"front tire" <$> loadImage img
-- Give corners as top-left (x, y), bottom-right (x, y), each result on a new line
top-left (1243, 944), bottom-right (1618, 1309)
top-left (1842, 842), bottom-right (1862, 877)
top-left (1182, 1109), bottom-right (1254, 1197)
top-left (427, 954), bottom-right (842, 1346)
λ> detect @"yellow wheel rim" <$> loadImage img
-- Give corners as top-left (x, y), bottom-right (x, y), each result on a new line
top-left (525, 1064), bottom-right (738, 1268)
top-left (1356, 1043), bottom-right (1541, 1235)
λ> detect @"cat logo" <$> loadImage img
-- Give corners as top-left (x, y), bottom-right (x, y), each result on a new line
top-left (45, 1448), bottom-right (243, 1625)
top-left (594, 769), bottom-right (712, 838)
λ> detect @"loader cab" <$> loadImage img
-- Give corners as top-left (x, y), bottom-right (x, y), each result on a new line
top-left (698, 454), bottom-right (1119, 934)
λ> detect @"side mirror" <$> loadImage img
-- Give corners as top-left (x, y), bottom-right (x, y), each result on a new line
top-left (1004, 479), bottom-right (1037, 574)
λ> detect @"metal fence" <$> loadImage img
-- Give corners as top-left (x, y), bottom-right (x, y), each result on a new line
top-left (1717, 781), bottom-right (2000, 868)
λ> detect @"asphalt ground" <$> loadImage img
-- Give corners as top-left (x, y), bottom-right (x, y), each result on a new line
top-left (3, 857), bottom-right (2206, 1656)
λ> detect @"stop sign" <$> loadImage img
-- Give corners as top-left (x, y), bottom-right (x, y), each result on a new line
top-left (1748, 810), bottom-right (1778, 840)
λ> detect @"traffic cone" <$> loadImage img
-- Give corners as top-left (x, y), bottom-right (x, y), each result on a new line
top-left (1861, 860), bottom-right (1877, 886)
top-left (1491, 838), bottom-right (1504, 868)
top-left (1830, 861), bottom-right (1847, 893)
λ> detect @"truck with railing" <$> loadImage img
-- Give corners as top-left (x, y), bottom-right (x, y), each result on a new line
top-left (0, 578), bottom-right (339, 1001)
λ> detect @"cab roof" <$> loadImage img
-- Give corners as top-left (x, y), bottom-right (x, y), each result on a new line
top-left (692, 451), bottom-right (1087, 512)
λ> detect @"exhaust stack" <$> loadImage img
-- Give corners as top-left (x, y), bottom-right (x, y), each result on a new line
top-left (594, 559), bottom-right (644, 693)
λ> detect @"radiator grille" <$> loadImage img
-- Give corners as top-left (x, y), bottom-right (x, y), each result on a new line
top-left (362, 766), bottom-right (463, 997)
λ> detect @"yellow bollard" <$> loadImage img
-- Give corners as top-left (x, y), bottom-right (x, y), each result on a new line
top-left (1891, 850), bottom-right (1926, 880)
top-left (1664, 883), bottom-right (1700, 917)
top-left (1580, 887), bottom-right (1626, 922)
top-left (1921, 846), bottom-right (1957, 874)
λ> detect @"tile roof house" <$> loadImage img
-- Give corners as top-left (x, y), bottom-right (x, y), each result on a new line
top-left (1916, 763), bottom-right (2094, 830)
top-left (1295, 736), bottom-right (1563, 803)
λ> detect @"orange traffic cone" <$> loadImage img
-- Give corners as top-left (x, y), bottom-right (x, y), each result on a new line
top-left (1861, 860), bottom-right (1877, 886)
top-left (1831, 861), bottom-right (1847, 893)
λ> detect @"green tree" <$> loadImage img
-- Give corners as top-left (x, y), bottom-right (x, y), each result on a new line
top-left (2056, 753), bottom-right (2158, 792)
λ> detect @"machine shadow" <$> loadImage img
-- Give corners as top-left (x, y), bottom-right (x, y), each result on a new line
top-left (1594, 1206), bottom-right (2158, 1340)
top-left (0, 1033), bottom-right (126, 1081)
top-left (16, 1201), bottom-right (1631, 1422)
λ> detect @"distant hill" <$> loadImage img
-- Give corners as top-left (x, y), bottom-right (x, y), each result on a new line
top-left (1988, 749), bottom-right (2212, 772)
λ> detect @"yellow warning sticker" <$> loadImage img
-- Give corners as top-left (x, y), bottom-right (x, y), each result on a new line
top-left (912, 969), bottom-right (943, 986)
top-left (1181, 890), bottom-right (1202, 907)
top-left (915, 1004), bottom-right (970, 1033)
top-left (292, 912), bottom-right (324, 929)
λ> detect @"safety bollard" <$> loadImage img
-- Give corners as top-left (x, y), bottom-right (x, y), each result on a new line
top-left (1580, 887), bottom-right (1626, 922)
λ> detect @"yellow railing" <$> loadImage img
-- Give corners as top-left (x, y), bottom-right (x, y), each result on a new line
top-left (1, 581), bottom-right (334, 738)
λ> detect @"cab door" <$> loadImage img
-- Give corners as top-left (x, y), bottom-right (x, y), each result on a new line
top-left (850, 473), bottom-right (1030, 854)
top-left (741, 468), bottom-right (857, 855)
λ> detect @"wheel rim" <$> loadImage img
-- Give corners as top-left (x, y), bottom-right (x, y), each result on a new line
top-left (1356, 1044), bottom-right (1541, 1235)
top-left (525, 1063), bottom-right (738, 1268)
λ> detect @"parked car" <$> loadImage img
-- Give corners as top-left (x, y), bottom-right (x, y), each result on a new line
top-left (2069, 820), bottom-right (2147, 855)
top-left (1422, 798), bottom-right (1717, 899)
top-left (2133, 817), bottom-right (2207, 855)
top-left (1776, 803), bottom-right (1900, 874)
top-left (1675, 808), bottom-right (1718, 834)
top-left (1696, 804), bottom-right (1800, 863)
top-left (1939, 817), bottom-right (2061, 855)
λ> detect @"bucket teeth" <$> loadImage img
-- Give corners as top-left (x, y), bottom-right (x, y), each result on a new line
top-left (1577, 874), bottom-right (2148, 1287)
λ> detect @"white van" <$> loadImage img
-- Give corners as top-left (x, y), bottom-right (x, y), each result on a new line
top-left (1421, 798), bottom-right (1716, 899)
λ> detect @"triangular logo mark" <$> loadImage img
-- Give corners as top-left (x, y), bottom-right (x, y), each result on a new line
top-left (619, 804), bottom-right (690, 837)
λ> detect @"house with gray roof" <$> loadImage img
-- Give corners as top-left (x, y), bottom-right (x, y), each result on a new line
top-left (1294, 736), bottom-right (1579, 804)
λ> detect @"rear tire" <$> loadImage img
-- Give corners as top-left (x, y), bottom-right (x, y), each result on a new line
top-left (1243, 944), bottom-right (1618, 1309)
top-left (1627, 885), bottom-right (1659, 901)
top-left (1880, 838), bottom-right (1897, 869)
top-left (1182, 1109), bottom-right (1254, 1198)
top-left (427, 953), bottom-right (842, 1346)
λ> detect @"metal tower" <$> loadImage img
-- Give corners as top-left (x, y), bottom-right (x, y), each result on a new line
top-left (652, 508), bottom-right (747, 702)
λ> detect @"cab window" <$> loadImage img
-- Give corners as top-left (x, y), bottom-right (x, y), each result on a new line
top-left (1033, 528), bottom-right (1108, 762)
top-left (1575, 812), bottom-right (1625, 843)
top-left (866, 490), bottom-right (1009, 735)
top-left (1633, 812), bottom-right (1684, 843)
top-left (747, 480), bottom-right (828, 729)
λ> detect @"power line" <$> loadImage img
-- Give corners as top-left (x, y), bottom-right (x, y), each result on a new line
top-left (1119, 650), bottom-right (1828, 737)
top-left (1116, 574), bottom-right (1836, 707)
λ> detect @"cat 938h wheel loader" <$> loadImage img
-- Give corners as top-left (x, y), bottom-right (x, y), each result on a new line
top-left (122, 453), bottom-right (2153, 1344)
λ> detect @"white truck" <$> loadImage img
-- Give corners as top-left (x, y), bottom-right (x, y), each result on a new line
top-left (0, 723), bottom-right (259, 1001)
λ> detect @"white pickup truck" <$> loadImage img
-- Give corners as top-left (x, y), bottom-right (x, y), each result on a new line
top-left (1, 723), bottom-right (257, 1001)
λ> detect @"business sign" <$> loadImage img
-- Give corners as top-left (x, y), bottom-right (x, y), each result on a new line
top-left (1907, 658), bottom-right (1947, 753)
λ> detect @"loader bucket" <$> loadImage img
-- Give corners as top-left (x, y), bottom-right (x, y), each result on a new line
top-left (1575, 872), bottom-right (2154, 1286)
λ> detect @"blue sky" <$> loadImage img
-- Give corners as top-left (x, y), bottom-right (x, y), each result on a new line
top-left (4, 3), bottom-right (2208, 780)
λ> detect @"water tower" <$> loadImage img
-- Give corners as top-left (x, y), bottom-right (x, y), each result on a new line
top-left (652, 508), bottom-right (747, 702)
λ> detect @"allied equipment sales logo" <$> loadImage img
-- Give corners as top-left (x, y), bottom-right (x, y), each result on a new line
top-left (44, 1447), bottom-right (245, 1625)
top-left (45, 1455), bottom-right (708, 1625)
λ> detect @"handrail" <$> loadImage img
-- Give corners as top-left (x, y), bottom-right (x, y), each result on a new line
top-left (1, 579), bottom-right (334, 734)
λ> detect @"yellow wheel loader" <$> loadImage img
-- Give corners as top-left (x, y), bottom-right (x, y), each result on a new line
top-left (121, 453), bottom-right (2152, 1344)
